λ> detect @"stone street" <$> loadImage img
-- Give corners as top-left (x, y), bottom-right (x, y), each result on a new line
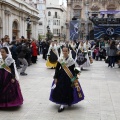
top-left (0, 56), bottom-right (120, 120)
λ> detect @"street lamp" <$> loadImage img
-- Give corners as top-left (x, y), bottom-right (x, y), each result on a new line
top-left (63, 34), bottom-right (66, 41)
top-left (85, 2), bottom-right (89, 40)
top-left (59, 33), bottom-right (60, 41)
top-left (26, 16), bottom-right (31, 40)
top-left (47, 25), bottom-right (50, 41)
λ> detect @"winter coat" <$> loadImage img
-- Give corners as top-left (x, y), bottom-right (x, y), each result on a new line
top-left (108, 47), bottom-right (117, 56)
top-left (18, 44), bottom-right (29, 58)
top-left (31, 42), bottom-right (38, 56)
top-left (11, 45), bottom-right (18, 60)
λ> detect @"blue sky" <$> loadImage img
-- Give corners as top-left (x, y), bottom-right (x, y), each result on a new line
top-left (32, 0), bottom-right (67, 6)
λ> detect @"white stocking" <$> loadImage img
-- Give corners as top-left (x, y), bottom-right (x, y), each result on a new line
top-left (60, 105), bottom-right (64, 109)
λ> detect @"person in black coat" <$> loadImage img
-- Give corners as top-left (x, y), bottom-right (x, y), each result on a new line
top-left (42, 41), bottom-right (49, 60)
top-left (18, 43), bottom-right (29, 75)
top-left (10, 41), bottom-right (18, 67)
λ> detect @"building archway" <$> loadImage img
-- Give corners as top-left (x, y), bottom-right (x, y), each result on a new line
top-left (0, 17), bottom-right (3, 39)
top-left (12, 20), bottom-right (19, 40)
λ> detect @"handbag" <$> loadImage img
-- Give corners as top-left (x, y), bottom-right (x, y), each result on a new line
top-left (105, 57), bottom-right (109, 63)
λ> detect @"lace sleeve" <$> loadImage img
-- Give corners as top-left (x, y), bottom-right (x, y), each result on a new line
top-left (5, 57), bottom-right (14, 66)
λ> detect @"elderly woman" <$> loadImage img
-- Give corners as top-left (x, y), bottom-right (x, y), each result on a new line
top-left (31, 40), bottom-right (38, 63)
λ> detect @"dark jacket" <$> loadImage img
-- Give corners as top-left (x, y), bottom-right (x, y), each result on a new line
top-left (108, 46), bottom-right (117, 56)
top-left (18, 44), bottom-right (29, 58)
top-left (11, 45), bottom-right (18, 60)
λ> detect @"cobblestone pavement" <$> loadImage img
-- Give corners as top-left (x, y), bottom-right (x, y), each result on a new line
top-left (0, 56), bottom-right (120, 120)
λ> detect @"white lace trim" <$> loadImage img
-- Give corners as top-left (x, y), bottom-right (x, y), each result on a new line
top-left (58, 56), bottom-right (75, 67)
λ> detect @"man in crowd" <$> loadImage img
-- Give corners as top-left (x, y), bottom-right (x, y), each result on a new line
top-left (42, 41), bottom-right (48, 60)
top-left (17, 41), bottom-right (29, 76)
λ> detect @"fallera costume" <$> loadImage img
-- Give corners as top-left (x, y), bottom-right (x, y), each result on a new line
top-left (0, 54), bottom-right (23, 107)
top-left (46, 45), bottom-right (59, 68)
top-left (56, 44), bottom-right (61, 57)
top-left (76, 49), bottom-right (87, 66)
top-left (70, 43), bottom-right (77, 60)
top-left (49, 56), bottom-right (84, 105)
top-left (76, 43), bottom-right (87, 68)
top-left (81, 42), bottom-right (91, 67)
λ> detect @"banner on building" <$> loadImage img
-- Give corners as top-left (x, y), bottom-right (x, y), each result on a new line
top-left (100, 10), bottom-right (120, 15)
top-left (70, 20), bottom-right (80, 40)
top-left (94, 24), bottom-right (120, 39)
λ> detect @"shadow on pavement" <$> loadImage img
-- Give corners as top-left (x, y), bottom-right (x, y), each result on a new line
top-left (0, 106), bottom-right (22, 111)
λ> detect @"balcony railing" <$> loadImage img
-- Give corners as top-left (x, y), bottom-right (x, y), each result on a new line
top-left (53, 16), bottom-right (60, 19)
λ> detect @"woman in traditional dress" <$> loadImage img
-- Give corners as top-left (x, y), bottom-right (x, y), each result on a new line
top-left (70, 42), bottom-right (77, 60)
top-left (56, 42), bottom-right (61, 57)
top-left (46, 42), bottom-right (59, 68)
top-left (49, 46), bottom-right (84, 112)
top-left (76, 42), bottom-right (87, 70)
top-left (0, 47), bottom-right (23, 107)
top-left (31, 40), bottom-right (38, 63)
top-left (83, 41), bottom-right (91, 67)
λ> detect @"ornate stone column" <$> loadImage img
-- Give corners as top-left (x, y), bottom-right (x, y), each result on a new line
top-left (4, 9), bottom-right (11, 39)
top-left (66, 0), bottom-right (71, 40)
top-left (0, 14), bottom-right (3, 39)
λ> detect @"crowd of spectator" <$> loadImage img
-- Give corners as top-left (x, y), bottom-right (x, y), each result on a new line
top-left (0, 35), bottom-right (48, 76)
top-left (91, 39), bottom-right (120, 68)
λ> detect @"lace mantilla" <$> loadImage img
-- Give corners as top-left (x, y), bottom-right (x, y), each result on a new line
top-left (58, 56), bottom-right (75, 67)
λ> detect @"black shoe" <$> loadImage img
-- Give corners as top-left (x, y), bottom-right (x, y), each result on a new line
top-left (81, 67), bottom-right (83, 70)
top-left (58, 107), bottom-right (65, 113)
top-left (28, 63), bottom-right (32, 66)
top-left (68, 104), bottom-right (71, 107)
top-left (20, 72), bottom-right (27, 76)
top-left (51, 67), bottom-right (54, 69)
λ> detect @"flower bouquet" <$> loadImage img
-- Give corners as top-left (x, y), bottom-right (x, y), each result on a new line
top-left (0, 58), bottom-right (11, 72)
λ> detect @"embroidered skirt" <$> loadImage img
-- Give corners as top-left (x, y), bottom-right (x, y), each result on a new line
top-left (0, 69), bottom-right (23, 107)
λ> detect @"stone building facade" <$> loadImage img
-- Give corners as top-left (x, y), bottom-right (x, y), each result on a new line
top-left (0, 0), bottom-right (39, 41)
top-left (46, 4), bottom-right (67, 41)
top-left (66, 0), bottom-right (120, 40)
top-left (36, 0), bottom-right (47, 37)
